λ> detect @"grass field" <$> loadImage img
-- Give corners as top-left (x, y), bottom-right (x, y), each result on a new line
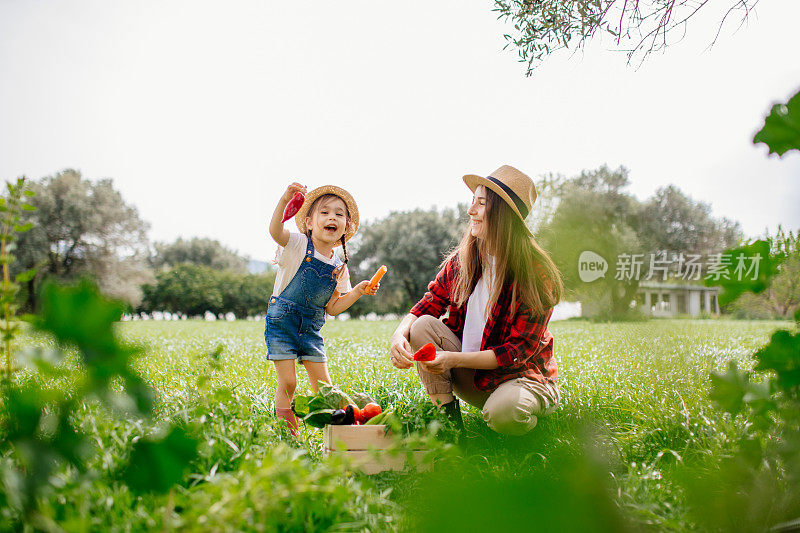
top-left (6, 318), bottom-right (791, 531)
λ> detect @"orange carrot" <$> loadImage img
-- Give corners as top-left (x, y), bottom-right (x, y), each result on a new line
top-left (367, 265), bottom-right (387, 290)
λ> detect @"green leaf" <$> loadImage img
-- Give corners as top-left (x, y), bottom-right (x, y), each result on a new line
top-left (123, 427), bottom-right (199, 494)
top-left (34, 280), bottom-right (153, 414)
top-left (292, 394), bottom-right (311, 418)
top-left (703, 240), bottom-right (783, 306)
top-left (312, 382), bottom-right (353, 411)
top-left (24, 190), bottom-right (35, 197)
top-left (13, 223), bottom-right (33, 233)
top-left (794, 307), bottom-right (800, 324)
top-left (303, 409), bottom-right (336, 428)
top-left (15, 267), bottom-right (37, 283)
top-left (753, 89), bottom-right (800, 156)
top-left (3, 385), bottom-right (44, 441)
top-left (36, 279), bottom-right (132, 366)
top-left (709, 361), bottom-right (749, 414)
top-left (753, 329), bottom-right (800, 390)
top-left (21, 204), bottom-right (36, 211)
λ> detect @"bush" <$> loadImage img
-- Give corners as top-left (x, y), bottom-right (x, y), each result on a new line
top-left (141, 264), bottom-right (275, 317)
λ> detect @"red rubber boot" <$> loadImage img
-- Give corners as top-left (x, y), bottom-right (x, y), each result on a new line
top-left (275, 407), bottom-right (298, 436)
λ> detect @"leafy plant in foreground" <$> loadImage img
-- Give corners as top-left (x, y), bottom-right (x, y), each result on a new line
top-left (0, 177), bottom-right (36, 380)
top-left (687, 87), bottom-right (800, 530)
top-left (0, 280), bottom-right (199, 527)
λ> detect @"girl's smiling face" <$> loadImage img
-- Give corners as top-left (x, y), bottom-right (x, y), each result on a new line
top-left (306, 195), bottom-right (348, 245)
top-left (468, 185), bottom-right (487, 239)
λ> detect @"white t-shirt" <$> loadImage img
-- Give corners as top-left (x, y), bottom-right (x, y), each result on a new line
top-left (461, 256), bottom-right (495, 353)
top-left (272, 232), bottom-right (352, 297)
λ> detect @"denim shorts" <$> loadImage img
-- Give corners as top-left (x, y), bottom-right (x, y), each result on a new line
top-left (264, 297), bottom-right (326, 363)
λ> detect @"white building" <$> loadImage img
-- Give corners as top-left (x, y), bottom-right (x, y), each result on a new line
top-left (635, 282), bottom-right (720, 317)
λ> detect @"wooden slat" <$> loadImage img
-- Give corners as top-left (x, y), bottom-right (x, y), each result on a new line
top-left (324, 450), bottom-right (429, 475)
top-left (323, 424), bottom-right (394, 451)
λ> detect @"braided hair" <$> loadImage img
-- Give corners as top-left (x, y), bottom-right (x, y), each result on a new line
top-left (339, 234), bottom-right (349, 263)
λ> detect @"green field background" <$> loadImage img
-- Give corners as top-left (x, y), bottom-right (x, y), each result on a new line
top-left (11, 318), bottom-right (789, 530)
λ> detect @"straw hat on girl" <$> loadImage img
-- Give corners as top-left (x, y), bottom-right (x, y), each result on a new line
top-left (294, 185), bottom-right (360, 243)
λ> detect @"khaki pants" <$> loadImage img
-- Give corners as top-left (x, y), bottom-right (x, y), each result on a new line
top-left (410, 315), bottom-right (560, 436)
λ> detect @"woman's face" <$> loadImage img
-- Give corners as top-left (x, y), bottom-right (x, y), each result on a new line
top-left (468, 185), bottom-right (487, 239)
top-left (306, 196), bottom-right (348, 245)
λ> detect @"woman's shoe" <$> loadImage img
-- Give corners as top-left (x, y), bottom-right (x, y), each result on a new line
top-left (441, 398), bottom-right (464, 432)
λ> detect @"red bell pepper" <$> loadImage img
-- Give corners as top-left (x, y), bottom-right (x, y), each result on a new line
top-left (413, 342), bottom-right (437, 361)
top-left (281, 192), bottom-right (305, 223)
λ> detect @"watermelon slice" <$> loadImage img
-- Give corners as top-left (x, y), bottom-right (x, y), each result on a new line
top-left (413, 342), bottom-right (437, 361)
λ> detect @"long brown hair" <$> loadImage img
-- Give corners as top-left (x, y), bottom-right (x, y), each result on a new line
top-left (447, 187), bottom-right (563, 316)
top-left (305, 193), bottom-right (351, 264)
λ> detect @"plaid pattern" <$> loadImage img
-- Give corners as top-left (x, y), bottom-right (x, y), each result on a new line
top-left (409, 256), bottom-right (557, 391)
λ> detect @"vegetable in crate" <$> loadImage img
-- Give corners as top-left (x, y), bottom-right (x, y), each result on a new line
top-left (330, 409), bottom-right (347, 425)
top-left (281, 191), bottom-right (305, 222)
top-left (343, 405), bottom-right (356, 425)
top-left (351, 392), bottom-right (375, 410)
top-left (291, 382), bottom-right (355, 428)
top-left (364, 409), bottom-right (401, 432)
top-left (413, 342), bottom-right (437, 361)
top-left (348, 404), bottom-right (365, 424)
top-left (362, 402), bottom-right (382, 421)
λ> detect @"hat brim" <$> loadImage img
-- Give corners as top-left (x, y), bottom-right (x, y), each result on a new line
top-left (463, 174), bottom-right (528, 222)
top-left (295, 185), bottom-right (359, 243)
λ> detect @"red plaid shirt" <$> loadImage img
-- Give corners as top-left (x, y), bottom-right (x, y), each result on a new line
top-left (409, 256), bottom-right (557, 391)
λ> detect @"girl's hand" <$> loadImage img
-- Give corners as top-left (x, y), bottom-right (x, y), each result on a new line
top-left (389, 333), bottom-right (414, 370)
top-left (282, 182), bottom-right (306, 204)
top-left (354, 280), bottom-right (379, 296)
top-left (419, 351), bottom-right (457, 375)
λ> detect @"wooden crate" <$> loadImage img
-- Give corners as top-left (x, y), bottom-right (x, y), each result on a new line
top-left (323, 424), bottom-right (426, 475)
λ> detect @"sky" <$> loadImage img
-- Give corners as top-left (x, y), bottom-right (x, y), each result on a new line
top-left (1, 0), bottom-right (799, 261)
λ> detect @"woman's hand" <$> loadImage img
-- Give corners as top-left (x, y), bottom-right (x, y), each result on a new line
top-left (353, 280), bottom-right (379, 296)
top-left (419, 351), bottom-right (457, 375)
top-left (282, 182), bottom-right (306, 204)
top-left (389, 332), bottom-right (414, 369)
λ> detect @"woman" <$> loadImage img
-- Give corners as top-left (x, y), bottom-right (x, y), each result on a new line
top-left (389, 165), bottom-right (564, 436)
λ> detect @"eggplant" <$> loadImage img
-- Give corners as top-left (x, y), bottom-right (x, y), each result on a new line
top-left (330, 409), bottom-right (347, 425)
top-left (343, 404), bottom-right (355, 425)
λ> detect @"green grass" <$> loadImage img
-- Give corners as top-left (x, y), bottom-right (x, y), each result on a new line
top-left (6, 318), bottom-right (789, 531)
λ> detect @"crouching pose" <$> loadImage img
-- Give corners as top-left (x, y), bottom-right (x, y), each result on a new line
top-left (389, 165), bottom-right (563, 436)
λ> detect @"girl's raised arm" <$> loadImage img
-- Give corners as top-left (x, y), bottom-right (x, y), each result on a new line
top-left (269, 182), bottom-right (306, 247)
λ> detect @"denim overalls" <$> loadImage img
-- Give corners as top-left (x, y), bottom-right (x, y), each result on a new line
top-left (264, 238), bottom-right (342, 362)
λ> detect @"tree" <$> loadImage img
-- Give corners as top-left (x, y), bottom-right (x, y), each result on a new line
top-left (15, 169), bottom-right (152, 308)
top-left (220, 270), bottom-right (276, 318)
top-left (538, 165), bottom-right (644, 318)
top-left (494, 0), bottom-right (759, 76)
top-left (348, 206), bottom-right (468, 316)
top-left (152, 237), bottom-right (248, 273)
top-left (141, 264), bottom-right (224, 316)
top-left (536, 165), bottom-right (747, 318)
top-left (141, 264), bottom-right (275, 318)
top-left (633, 184), bottom-right (742, 257)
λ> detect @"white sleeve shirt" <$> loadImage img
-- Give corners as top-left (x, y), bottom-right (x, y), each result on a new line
top-left (271, 232), bottom-right (352, 297)
top-left (461, 255), bottom-right (495, 353)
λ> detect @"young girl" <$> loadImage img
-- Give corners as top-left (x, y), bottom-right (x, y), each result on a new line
top-left (267, 182), bottom-right (378, 434)
top-left (389, 165), bottom-right (564, 436)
